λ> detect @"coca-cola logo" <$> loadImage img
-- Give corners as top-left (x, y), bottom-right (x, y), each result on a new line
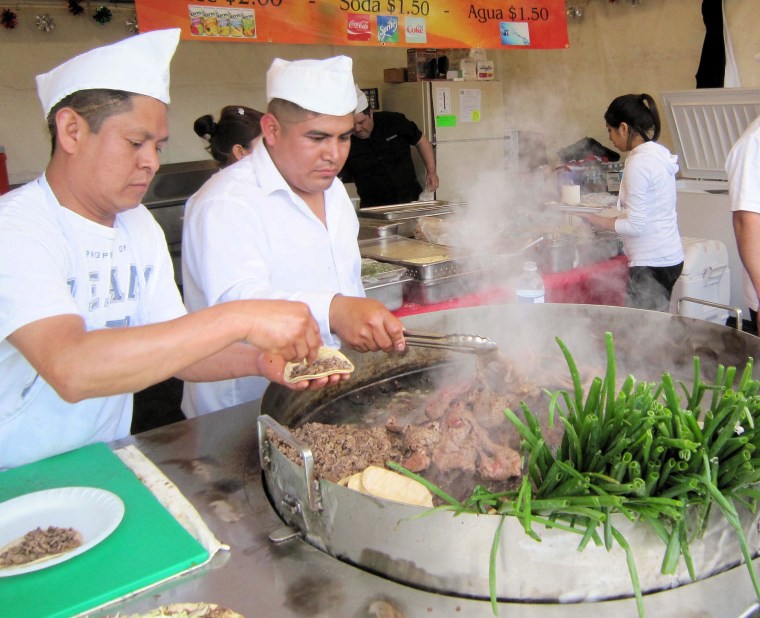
top-left (348, 19), bottom-right (369, 31)
top-left (406, 24), bottom-right (424, 34)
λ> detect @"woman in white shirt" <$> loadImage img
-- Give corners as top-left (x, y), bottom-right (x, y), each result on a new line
top-left (576, 93), bottom-right (684, 311)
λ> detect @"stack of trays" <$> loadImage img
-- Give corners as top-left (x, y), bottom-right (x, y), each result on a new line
top-left (358, 201), bottom-right (464, 238)
top-left (359, 236), bottom-right (482, 305)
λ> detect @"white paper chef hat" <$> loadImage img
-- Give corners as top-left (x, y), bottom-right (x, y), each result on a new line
top-left (266, 56), bottom-right (357, 116)
top-left (354, 85), bottom-right (369, 114)
top-left (36, 28), bottom-right (181, 117)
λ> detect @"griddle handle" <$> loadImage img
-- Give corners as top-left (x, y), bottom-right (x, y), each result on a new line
top-left (257, 414), bottom-right (322, 512)
top-left (676, 296), bottom-right (743, 331)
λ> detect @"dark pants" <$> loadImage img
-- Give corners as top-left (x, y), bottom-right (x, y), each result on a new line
top-left (626, 262), bottom-right (684, 312)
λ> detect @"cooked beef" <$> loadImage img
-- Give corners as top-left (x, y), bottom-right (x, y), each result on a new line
top-left (272, 354), bottom-right (557, 501)
top-left (271, 424), bottom-right (404, 484)
top-left (289, 355), bottom-right (352, 379)
top-left (0, 526), bottom-right (82, 567)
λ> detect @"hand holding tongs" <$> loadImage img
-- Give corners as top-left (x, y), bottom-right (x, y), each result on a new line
top-left (403, 329), bottom-right (498, 355)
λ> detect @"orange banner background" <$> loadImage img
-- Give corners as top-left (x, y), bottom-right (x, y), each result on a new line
top-left (135, 1), bottom-right (568, 50)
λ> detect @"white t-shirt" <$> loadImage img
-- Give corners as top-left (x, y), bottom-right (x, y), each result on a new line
top-left (0, 176), bottom-right (186, 469)
top-left (726, 115), bottom-right (760, 312)
top-left (181, 139), bottom-right (364, 417)
top-left (614, 141), bottom-right (684, 267)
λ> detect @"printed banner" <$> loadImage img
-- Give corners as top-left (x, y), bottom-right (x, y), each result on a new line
top-left (134, 1), bottom-right (569, 50)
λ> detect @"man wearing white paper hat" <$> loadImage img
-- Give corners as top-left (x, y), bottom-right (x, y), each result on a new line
top-left (340, 84), bottom-right (439, 207)
top-left (182, 56), bottom-right (406, 417)
top-left (0, 30), bottom-right (333, 469)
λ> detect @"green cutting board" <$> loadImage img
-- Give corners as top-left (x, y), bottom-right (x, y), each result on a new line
top-left (0, 442), bottom-right (209, 618)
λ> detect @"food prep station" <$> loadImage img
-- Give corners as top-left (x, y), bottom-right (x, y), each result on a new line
top-left (90, 304), bottom-right (760, 618)
top-left (358, 200), bottom-right (624, 309)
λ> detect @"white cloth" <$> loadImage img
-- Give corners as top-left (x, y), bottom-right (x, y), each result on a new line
top-left (0, 176), bottom-right (185, 469)
top-left (266, 56), bottom-right (357, 115)
top-left (726, 115), bottom-right (760, 311)
top-left (613, 141), bottom-right (684, 267)
top-left (181, 139), bottom-right (364, 417)
top-left (36, 28), bottom-right (180, 116)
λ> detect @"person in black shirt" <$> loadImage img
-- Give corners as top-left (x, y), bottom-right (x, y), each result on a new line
top-left (340, 88), bottom-right (439, 207)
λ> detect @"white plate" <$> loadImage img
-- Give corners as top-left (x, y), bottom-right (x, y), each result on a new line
top-left (0, 487), bottom-right (124, 577)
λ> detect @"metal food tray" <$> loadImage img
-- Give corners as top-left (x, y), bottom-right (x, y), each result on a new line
top-left (363, 276), bottom-right (411, 311)
top-left (358, 200), bottom-right (464, 221)
top-left (404, 272), bottom-right (484, 305)
top-left (357, 218), bottom-right (402, 240)
top-left (359, 236), bottom-right (474, 281)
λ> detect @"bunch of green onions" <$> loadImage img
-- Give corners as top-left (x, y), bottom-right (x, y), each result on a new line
top-left (389, 332), bottom-right (760, 617)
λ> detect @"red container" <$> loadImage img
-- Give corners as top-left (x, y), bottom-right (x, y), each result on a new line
top-left (0, 147), bottom-right (9, 195)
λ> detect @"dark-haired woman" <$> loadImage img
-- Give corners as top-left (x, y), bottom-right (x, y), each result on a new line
top-left (194, 105), bottom-right (263, 167)
top-left (575, 93), bottom-right (684, 312)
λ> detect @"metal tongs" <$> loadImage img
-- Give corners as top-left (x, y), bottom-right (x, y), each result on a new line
top-left (403, 329), bottom-right (498, 355)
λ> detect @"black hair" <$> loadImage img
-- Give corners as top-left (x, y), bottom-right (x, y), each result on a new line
top-left (46, 89), bottom-right (135, 155)
top-left (193, 105), bottom-right (263, 166)
top-left (604, 93), bottom-right (661, 150)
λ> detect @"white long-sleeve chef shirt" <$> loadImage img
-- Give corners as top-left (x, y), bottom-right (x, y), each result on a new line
top-left (181, 138), bottom-right (364, 416)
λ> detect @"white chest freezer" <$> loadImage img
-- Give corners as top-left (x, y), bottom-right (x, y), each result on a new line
top-left (668, 237), bottom-right (730, 324)
top-left (662, 87), bottom-right (760, 319)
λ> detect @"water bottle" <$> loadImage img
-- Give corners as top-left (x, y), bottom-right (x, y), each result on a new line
top-left (515, 261), bottom-right (545, 304)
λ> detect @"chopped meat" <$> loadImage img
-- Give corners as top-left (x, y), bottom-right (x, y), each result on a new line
top-left (288, 355), bottom-right (352, 379)
top-left (0, 526), bottom-right (82, 567)
top-left (271, 424), bottom-right (404, 484)
top-left (272, 354), bottom-right (560, 502)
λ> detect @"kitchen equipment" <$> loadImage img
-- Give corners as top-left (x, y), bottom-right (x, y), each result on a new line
top-left (534, 232), bottom-right (577, 273)
top-left (363, 277), bottom-right (407, 310)
top-left (668, 237), bottom-right (731, 324)
top-left (381, 81), bottom-right (515, 202)
top-left (359, 201), bottom-right (464, 237)
top-left (361, 259), bottom-right (410, 311)
top-left (358, 236), bottom-right (472, 278)
top-left (402, 328), bottom-right (498, 354)
top-left (575, 230), bottom-right (622, 267)
top-left (0, 442), bottom-right (207, 618)
top-left (259, 303), bottom-right (760, 604)
top-left (662, 87), bottom-right (760, 316)
top-left (96, 383), bottom-right (760, 618)
top-left (359, 235), bottom-right (482, 304)
top-left (358, 218), bottom-right (402, 240)
top-left (142, 159), bottom-right (218, 288)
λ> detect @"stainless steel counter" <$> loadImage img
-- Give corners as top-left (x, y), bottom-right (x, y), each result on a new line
top-left (95, 401), bottom-right (760, 618)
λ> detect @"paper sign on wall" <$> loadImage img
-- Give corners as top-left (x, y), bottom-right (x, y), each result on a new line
top-left (459, 89), bottom-right (482, 123)
top-left (435, 87), bottom-right (452, 115)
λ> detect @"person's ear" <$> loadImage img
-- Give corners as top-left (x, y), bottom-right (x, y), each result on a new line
top-left (54, 108), bottom-right (85, 155)
top-left (618, 122), bottom-right (629, 138)
top-left (231, 144), bottom-right (247, 161)
top-left (260, 113), bottom-right (280, 147)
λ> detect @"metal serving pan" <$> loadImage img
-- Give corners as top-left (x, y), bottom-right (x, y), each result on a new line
top-left (359, 201), bottom-right (465, 237)
top-left (363, 278), bottom-right (409, 310)
top-left (404, 272), bottom-right (484, 304)
top-left (359, 200), bottom-right (464, 221)
top-left (359, 236), bottom-right (475, 281)
top-left (357, 218), bottom-right (403, 240)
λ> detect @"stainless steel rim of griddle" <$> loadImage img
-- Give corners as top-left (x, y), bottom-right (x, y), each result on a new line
top-left (402, 328), bottom-right (498, 354)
